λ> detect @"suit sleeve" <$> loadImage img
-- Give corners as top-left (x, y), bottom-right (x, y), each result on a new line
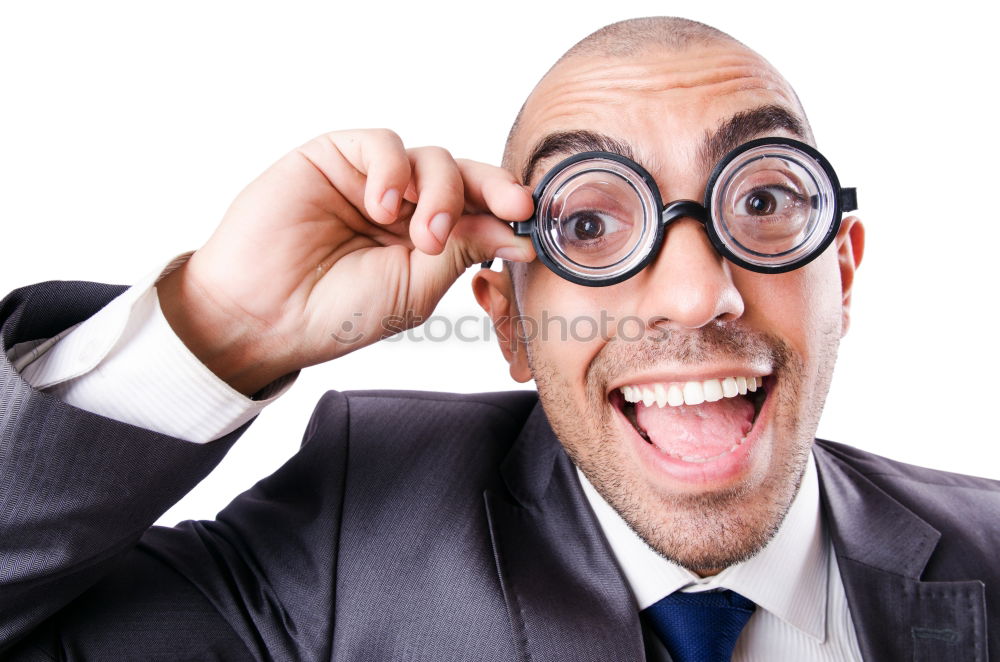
top-left (0, 281), bottom-right (348, 661)
top-left (15, 254), bottom-right (296, 444)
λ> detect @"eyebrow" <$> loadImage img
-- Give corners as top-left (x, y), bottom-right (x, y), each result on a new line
top-left (520, 104), bottom-right (808, 186)
top-left (521, 130), bottom-right (637, 185)
top-left (698, 104), bottom-right (808, 167)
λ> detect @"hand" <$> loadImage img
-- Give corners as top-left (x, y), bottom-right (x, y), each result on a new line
top-left (156, 129), bottom-right (535, 395)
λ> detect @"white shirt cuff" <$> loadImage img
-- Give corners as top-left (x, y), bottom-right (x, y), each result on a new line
top-left (11, 253), bottom-right (296, 443)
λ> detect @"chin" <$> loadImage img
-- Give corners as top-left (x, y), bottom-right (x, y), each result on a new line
top-left (529, 320), bottom-right (831, 572)
top-left (546, 369), bottom-right (812, 572)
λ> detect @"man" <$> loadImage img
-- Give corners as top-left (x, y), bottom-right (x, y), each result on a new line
top-left (1, 15), bottom-right (997, 661)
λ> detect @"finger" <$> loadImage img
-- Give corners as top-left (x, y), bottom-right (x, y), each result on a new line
top-left (455, 159), bottom-right (534, 221)
top-left (446, 213), bottom-right (536, 267)
top-left (408, 213), bottom-right (535, 307)
top-left (406, 146), bottom-right (467, 255)
top-left (325, 129), bottom-right (413, 224)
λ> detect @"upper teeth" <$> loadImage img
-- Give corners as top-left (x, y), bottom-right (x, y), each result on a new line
top-left (621, 376), bottom-right (764, 408)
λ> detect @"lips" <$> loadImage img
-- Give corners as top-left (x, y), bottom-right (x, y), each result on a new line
top-left (610, 374), bottom-right (770, 478)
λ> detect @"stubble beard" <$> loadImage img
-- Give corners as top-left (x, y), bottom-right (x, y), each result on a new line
top-left (528, 320), bottom-right (840, 575)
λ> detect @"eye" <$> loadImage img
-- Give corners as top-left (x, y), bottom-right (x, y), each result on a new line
top-left (570, 211), bottom-right (608, 240)
top-left (739, 186), bottom-right (805, 218)
top-left (545, 178), bottom-right (641, 265)
top-left (558, 209), bottom-right (625, 247)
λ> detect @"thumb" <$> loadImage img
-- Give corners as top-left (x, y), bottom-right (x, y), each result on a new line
top-left (404, 214), bottom-right (535, 314)
top-left (446, 213), bottom-right (536, 268)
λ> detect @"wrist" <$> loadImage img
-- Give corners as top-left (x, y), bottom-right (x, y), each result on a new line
top-left (156, 260), bottom-right (293, 396)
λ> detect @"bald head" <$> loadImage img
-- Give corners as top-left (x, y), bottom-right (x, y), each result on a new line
top-left (560, 16), bottom-right (740, 60)
top-left (502, 17), bottom-right (811, 172)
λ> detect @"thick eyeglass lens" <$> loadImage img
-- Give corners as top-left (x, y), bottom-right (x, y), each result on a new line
top-left (536, 159), bottom-right (660, 282)
top-left (711, 145), bottom-right (836, 269)
top-left (549, 173), bottom-right (644, 267)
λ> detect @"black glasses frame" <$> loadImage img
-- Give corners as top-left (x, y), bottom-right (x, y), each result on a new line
top-left (487, 136), bottom-right (857, 287)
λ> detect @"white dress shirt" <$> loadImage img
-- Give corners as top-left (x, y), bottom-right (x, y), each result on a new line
top-left (10, 254), bottom-right (295, 443)
top-left (579, 455), bottom-right (863, 659)
top-left (10, 257), bottom-right (863, 658)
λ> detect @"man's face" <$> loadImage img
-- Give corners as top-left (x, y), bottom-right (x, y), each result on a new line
top-left (479, 41), bottom-right (863, 574)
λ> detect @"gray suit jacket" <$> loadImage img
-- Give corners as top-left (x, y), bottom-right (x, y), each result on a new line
top-left (1, 280), bottom-right (998, 661)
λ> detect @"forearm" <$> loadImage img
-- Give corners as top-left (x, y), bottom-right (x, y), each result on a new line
top-left (0, 281), bottom-right (244, 653)
top-left (156, 257), bottom-right (297, 397)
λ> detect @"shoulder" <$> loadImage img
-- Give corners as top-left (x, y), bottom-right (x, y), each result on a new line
top-left (815, 438), bottom-right (1000, 565)
top-left (341, 388), bottom-right (539, 423)
top-left (815, 438), bottom-right (1000, 499)
top-left (302, 388), bottom-right (539, 486)
top-left (304, 388), bottom-right (539, 444)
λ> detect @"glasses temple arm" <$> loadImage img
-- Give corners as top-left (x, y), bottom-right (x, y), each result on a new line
top-left (840, 188), bottom-right (858, 213)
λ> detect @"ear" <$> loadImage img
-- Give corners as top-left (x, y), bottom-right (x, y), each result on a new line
top-left (472, 266), bottom-right (532, 383)
top-left (836, 215), bottom-right (865, 336)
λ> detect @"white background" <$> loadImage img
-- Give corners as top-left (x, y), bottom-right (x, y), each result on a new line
top-left (1, 1), bottom-right (997, 526)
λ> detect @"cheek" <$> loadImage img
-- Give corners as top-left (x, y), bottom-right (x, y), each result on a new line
top-left (519, 266), bottom-right (625, 393)
top-left (739, 255), bottom-right (844, 365)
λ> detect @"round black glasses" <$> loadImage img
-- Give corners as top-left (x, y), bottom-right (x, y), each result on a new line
top-left (492, 137), bottom-right (857, 286)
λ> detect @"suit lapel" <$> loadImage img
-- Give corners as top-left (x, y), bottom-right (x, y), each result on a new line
top-left (483, 410), bottom-right (990, 661)
top-left (484, 403), bottom-right (647, 662)
top-left (814, 442), bottom-right (988, 662)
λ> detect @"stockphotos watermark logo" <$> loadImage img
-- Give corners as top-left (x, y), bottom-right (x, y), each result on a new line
top-left (331, 310), bottom-right (665, 346)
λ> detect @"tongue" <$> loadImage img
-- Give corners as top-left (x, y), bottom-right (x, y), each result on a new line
top-left (635, 396), bottom-right (754, 460)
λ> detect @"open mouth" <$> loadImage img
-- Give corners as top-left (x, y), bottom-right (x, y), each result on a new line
top-left (610, 376), bottom-right (770, 464)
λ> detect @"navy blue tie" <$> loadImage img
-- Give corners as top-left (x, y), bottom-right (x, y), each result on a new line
top-left (643, 589), bottom-right (756, 662)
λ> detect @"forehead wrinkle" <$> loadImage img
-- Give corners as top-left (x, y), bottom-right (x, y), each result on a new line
top-left (519, 81), bottom-right (785, 186)
top-left (525, 52), bottom-right (794, 130)
top-left (515, 50), bottom-right (803, 191)
top-left (530, 71), bottom-right (787, 119)
top-left (540, 49), bottom-right (787, 92)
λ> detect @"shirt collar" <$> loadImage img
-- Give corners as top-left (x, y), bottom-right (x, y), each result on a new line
top-left (577, 450), bottom-right (827, 642)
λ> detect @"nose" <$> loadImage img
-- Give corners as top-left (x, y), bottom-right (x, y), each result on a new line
top-left (637, 217), bottom-right (745, 328)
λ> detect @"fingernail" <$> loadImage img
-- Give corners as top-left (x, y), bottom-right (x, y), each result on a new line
top-left (380, 188), bottom-right (400, 215)
top-left (494, 247), bottom-right (526, 261)
top-left (429, 212), bottom-right (451, 246)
